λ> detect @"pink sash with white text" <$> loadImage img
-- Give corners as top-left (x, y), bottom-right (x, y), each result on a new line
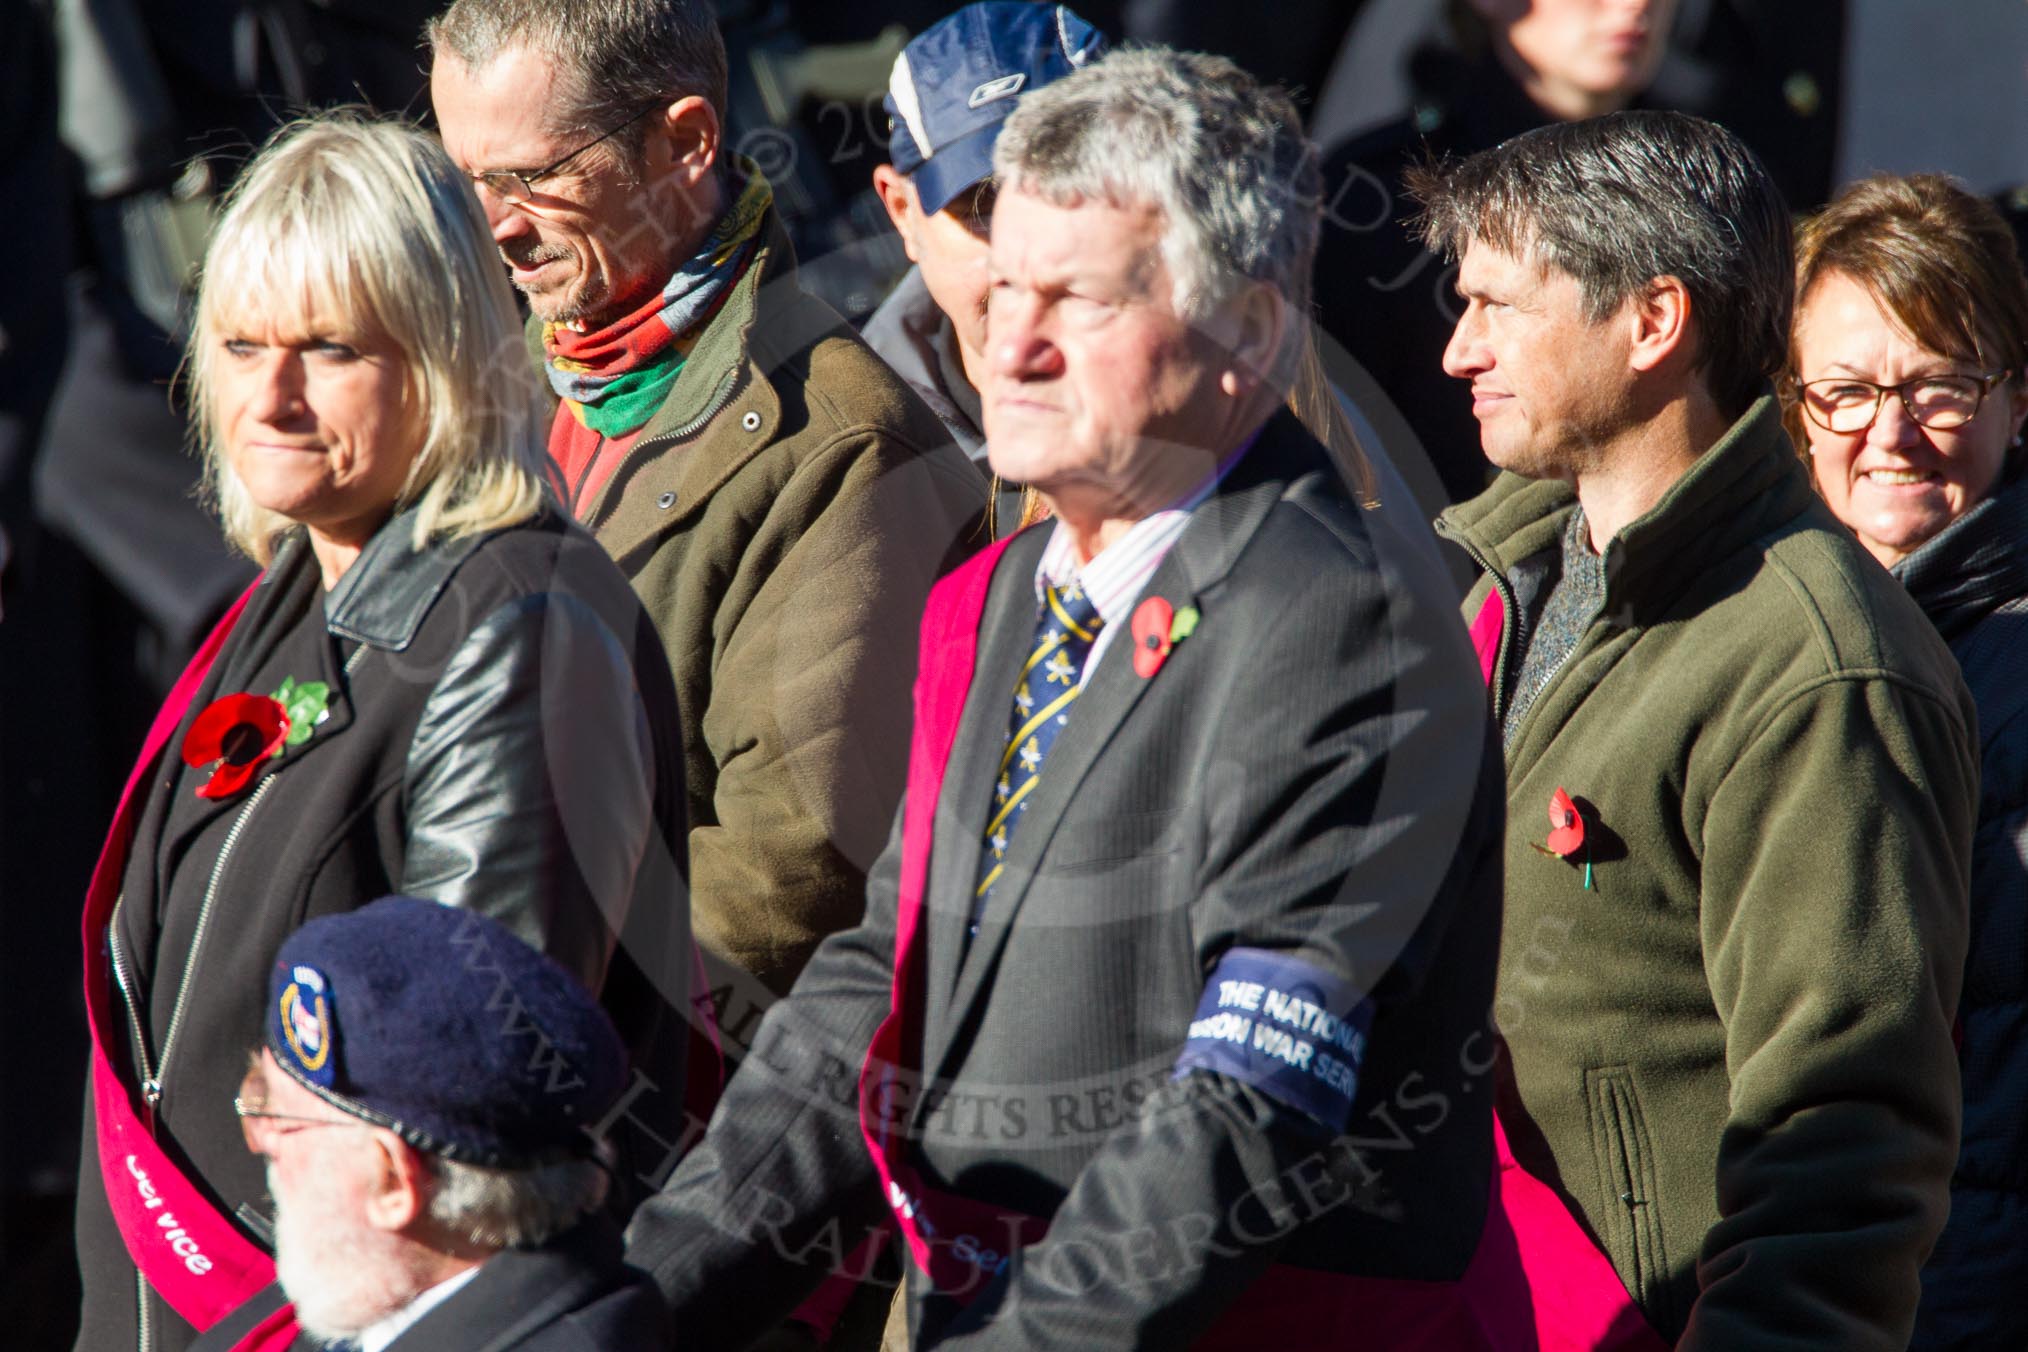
top-left (81, 583), bottom-right (299, 1347)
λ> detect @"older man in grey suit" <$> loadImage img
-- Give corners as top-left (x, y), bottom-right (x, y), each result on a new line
top-left (625, 47), bottom-right (1506, 1349)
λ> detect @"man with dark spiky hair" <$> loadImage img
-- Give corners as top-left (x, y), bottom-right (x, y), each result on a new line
top-left (1421, 110), bottom-right (1978, 1349)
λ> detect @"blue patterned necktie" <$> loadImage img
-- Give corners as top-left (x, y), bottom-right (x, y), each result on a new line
top-left (973, 581), bottom-right (1105, 925)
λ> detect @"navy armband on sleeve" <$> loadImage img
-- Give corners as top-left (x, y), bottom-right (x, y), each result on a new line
top-left (1172, 947), bottom-right (1373, 1133)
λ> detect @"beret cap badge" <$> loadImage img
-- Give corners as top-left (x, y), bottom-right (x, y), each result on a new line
top-left (277, 965), bottom-right (336, 1086)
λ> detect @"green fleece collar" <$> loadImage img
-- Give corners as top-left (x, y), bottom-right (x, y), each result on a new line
top-left (1440, 397), bottom-right (1815, 624)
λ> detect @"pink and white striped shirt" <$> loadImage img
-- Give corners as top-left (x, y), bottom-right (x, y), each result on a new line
top-left (1030, 433), bottom-right (1255, 682)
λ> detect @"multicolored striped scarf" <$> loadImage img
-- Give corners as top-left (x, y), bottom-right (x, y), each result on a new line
top-left (542, 167), bottom-right (773, 438)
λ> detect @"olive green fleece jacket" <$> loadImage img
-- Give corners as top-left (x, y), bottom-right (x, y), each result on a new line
top-left (531, 207), bottom-right (987, 1002)
top-left (1436, 398), bottom-right (1977, 1349)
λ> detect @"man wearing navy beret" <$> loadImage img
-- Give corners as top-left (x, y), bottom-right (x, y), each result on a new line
top-left (192, 897), bottom-right (667, 1352)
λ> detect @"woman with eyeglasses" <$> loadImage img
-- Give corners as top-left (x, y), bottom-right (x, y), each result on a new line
top-left (1786, 172), bottom-right (2028, 1351)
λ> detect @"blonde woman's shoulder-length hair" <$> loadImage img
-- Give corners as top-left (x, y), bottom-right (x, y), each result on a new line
top-left (187, 111), bottom-right (551, 565)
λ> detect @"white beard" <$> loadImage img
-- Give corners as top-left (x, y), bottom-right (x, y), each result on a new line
top-left (269, 1160), bottom-right (426, 1342)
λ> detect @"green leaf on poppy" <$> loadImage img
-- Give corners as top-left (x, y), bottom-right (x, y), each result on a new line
top-left (271, 678), bottom-right (332, 749)
top-left (1169, 606), bottom-right (1200, 643)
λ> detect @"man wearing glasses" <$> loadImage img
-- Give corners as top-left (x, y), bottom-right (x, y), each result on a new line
top-left (192, 897), bottom-right (663, 1352)
top-left (428, 2), bottom-right (987, 1048)
top-left (1423, 111), bottom-right (1979, 1348)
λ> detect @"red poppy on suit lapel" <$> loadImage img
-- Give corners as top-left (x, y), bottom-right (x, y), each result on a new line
top-left (1131, 596), bottom-right (1175, 678)
top-left (1543, 786), bottom-right (1585, 857)
top-left (182, 693), bottom-right (290, 799)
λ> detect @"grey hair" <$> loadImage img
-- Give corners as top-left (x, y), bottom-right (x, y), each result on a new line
top-left (423, 1152), bottom-right (610, 1249)
top-left (187, 112), bottom-right (547, 565)
top-left (1407, 109), bottom-right (1794, 416)
top-left (992, 46), bottom-right (1321, 361)
top-left (427, 0), bottom-right (728, 149)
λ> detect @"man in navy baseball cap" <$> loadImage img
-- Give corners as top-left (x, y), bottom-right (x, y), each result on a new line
top-left (194, 897), bottom-right (665, 1352)
top-left (865, 2), bottom-right (1105, 509)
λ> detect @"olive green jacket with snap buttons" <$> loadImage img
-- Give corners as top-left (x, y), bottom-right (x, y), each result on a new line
top-left (1436, 398), bottom-right (1977, 1349)
top-left (532, 206), bottom-right (988, 1004)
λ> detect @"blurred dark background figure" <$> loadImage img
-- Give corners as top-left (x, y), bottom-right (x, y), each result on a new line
top-left (717, 0), bottom-right (918, 323)
top-left (0, 4), bottom-right (81, 1329)
top-left (740, 0), bottom-right (1380, 326)
top-left (38, 0), bottom-right (450, 678)
top-left (1105, 0), bottom-right (1367, 105)
top-left (1309, 0), bottom-right (1844, 515)
top-left (0, 1), bottom-right (85, 1343)
top-left (1, 2), bottom-right (434, 1345)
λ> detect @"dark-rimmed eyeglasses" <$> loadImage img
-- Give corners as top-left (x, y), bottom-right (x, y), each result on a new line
top-left (469, 105), bottom-right (659, 205)
top-left (1796, 370), bottom-right (2012, 434)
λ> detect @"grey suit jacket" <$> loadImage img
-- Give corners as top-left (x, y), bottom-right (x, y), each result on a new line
top-left (627, 410), bottom-right (1505, 1347)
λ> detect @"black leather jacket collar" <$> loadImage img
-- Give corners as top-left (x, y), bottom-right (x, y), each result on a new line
top-left (315, 505), bottom-right (501, 652)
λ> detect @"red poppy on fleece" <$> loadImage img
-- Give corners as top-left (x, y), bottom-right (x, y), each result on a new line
top-left (1131, 596), bottom-right (1174, 678)
top-left (1544, 786), bottom-right (1585, 857)
top-left (182, 694), bottom-right (290, 799)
